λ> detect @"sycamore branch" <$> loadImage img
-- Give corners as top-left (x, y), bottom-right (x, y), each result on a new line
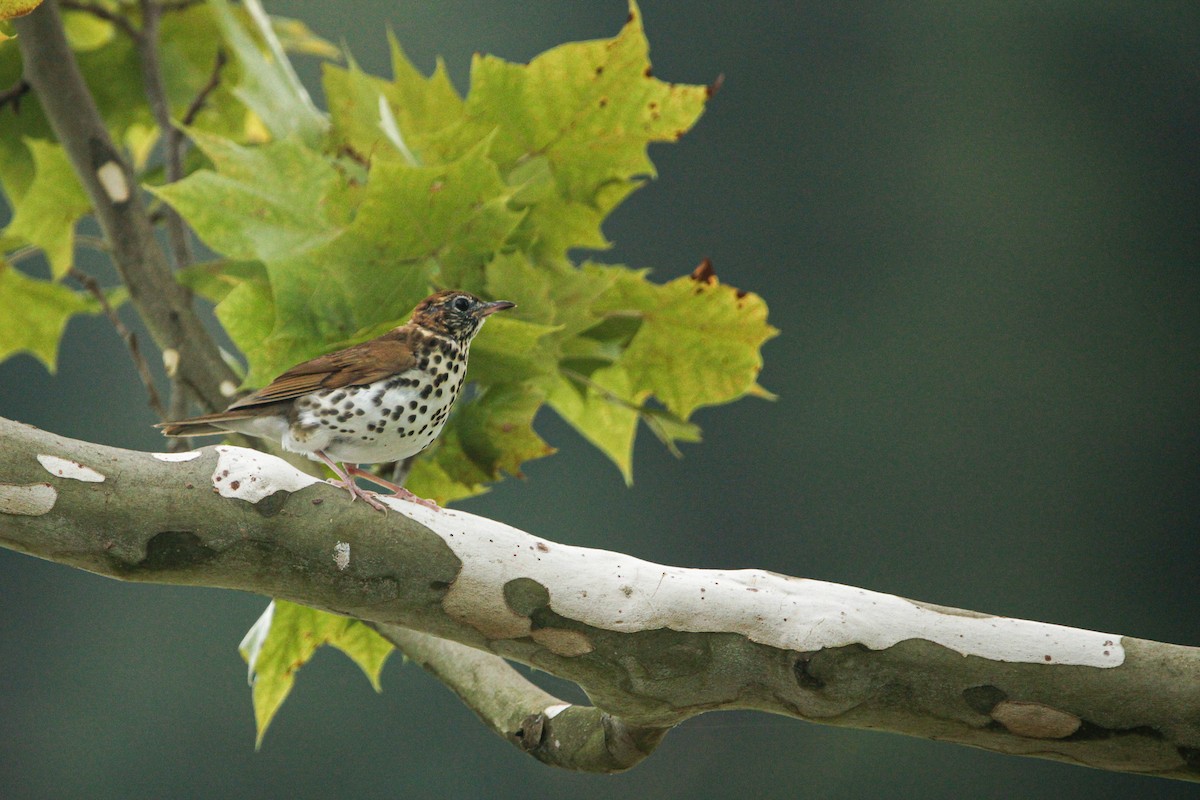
top-left (1, 416), bottom-right (1197, 780)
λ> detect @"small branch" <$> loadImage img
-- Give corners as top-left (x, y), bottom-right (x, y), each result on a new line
top-left (74, 234), bottom-right (111, 253)
top-left (375, 625), bottom-right (667, 772)
top-left (69, 268), bottom-right (167, 420)
top-left (14, 1), bottom-right (238, 411)
top-left (6, 245), bottom-right (39, 265)
top-left (180, 49), bottom-right (227, 128)
top-left (57, 0), bottom-right (137, 39)
top-left (137, 0), bottom-right (192, 269)
top-left (0, 79), bottom-right (31, 114)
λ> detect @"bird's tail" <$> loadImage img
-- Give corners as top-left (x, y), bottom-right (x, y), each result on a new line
top-left (156, 411), bottom-right (256, 437)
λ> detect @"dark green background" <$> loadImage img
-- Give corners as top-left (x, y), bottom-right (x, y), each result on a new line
top-left (2, 2), bottom-right (1197, 798)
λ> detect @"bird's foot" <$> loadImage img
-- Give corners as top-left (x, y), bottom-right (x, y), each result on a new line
top-left (344, 464), bottom-right (441, 511)
top-left (385, 485), bottom-right (441, 512)
top-left (327, 478), bottom-right (389, 513)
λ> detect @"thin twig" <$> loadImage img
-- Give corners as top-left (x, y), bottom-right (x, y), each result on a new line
top-left (137, 0), bottom-right (192, 269)
top-left (69, 267), bottom-right (168, 420)
top-left (0, 79), bottom-right (30, 114)
top-left (74, 234), bottom-right (111, 254)
top-left (57, 0), bottom-right (137, 39)
top-left (6, 245), bottom-right (39, 265)
top-left (180, 49), bottom-right (227, 128)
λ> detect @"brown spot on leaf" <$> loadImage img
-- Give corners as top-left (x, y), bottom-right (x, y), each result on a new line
top-left (229, 480), bottom-right (240, 491)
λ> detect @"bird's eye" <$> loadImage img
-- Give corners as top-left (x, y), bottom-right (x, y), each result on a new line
top-left (453, 296), bottom-right (471, 312)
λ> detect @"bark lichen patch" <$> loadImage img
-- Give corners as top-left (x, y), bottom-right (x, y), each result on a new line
top-left (0, 482), bottom-right (57, 515)
top-left (152, 450), bottom-right (201, 462)
top-left (531, 628), bottom-right (595, 657)
top-left (212, 446), bottom-right (319, 503)
top-left (991, 700), bottom-right (1082, 739)
top-left (37, 454), bottom-right (105, 482)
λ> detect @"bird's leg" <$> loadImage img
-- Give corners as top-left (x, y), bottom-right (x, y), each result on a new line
top-left (314, 451), bottom-right (387, 513)
top-left (345, 464), bottom-right (440, 511)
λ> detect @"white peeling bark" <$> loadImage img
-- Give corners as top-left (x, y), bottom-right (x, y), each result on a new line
top-left (0, 416), bottom-right (1197, 781)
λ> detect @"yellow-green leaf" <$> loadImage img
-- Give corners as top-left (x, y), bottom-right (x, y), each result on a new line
top-left (598, 269), bottom-right (780, 419)
top-left (435, 0), bottom-right (709, 258)
top-left (4, 140), bottom-right (90, 278)
top-left (324, 34), bottom-right (463, 165)
top-left (547, 365), bottom-right (640, 483)
top-left (239, 600), bottom-right (392, 748)
top-left (0, 259), bottom-right (95, 370)
top-left (151, 131), bottom-right (346, 263)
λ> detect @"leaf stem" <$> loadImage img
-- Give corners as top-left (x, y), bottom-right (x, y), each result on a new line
top-left (137, 0), bottom-right (193, 270)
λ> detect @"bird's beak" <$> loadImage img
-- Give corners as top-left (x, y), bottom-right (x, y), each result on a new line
top-left (477, 300), bottom-right (516, 317)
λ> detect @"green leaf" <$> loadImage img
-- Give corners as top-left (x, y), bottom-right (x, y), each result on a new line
top-left (3, 140), bottom-right (90, 278)
top-left (597, 269), bottom-right (780, 419)
top-left (150, 131), bottom-right (347, 262)
top-left (270, 15), bottom-right (340, 60)
top-left (239, 600), bottom-right (392, 748)
top-left (323, 34), bottom-right (463, 165)
top-left (208, 0), bottom-right (328, 145)
top-left (175, 259), bottom-right (269, 304)
top-left (467, 314), bottom-right (562, 386)
top-left (547, 365), bottom-right (640, 483)
top-left (146, 5), bottom-right (773, 499)
top-left (436, 1), bottom-right (709, 258)
top-left (0, 260), bottom-right (95, 371)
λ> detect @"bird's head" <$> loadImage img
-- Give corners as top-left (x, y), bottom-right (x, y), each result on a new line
top-left (411, 290), bottom-right (516, 343)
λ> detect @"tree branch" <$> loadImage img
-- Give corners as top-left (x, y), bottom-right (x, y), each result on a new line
top-left (374, 625), bottom-right (667, 772)
top-left (180, 49), bottom-right (227, 128)
top-left (12, 1), bottom-right (238, 412)
top-left (1, 416), bottom-right (1196, 781)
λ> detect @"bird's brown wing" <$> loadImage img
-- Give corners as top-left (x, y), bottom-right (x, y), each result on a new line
top-left (226, 329), bottom-right (418, 410)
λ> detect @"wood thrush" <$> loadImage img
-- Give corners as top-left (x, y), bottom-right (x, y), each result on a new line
top-left (158, 290), bottom-right (515, 511)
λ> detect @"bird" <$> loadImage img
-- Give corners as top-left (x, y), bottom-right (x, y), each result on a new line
top-left (157, 290), bottom-right (515, 512)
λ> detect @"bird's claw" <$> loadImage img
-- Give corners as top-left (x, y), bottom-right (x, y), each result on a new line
top-left (328, 478), bottom-right (389, 513)
top-left (327, 478), bottom-right (439, 513)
